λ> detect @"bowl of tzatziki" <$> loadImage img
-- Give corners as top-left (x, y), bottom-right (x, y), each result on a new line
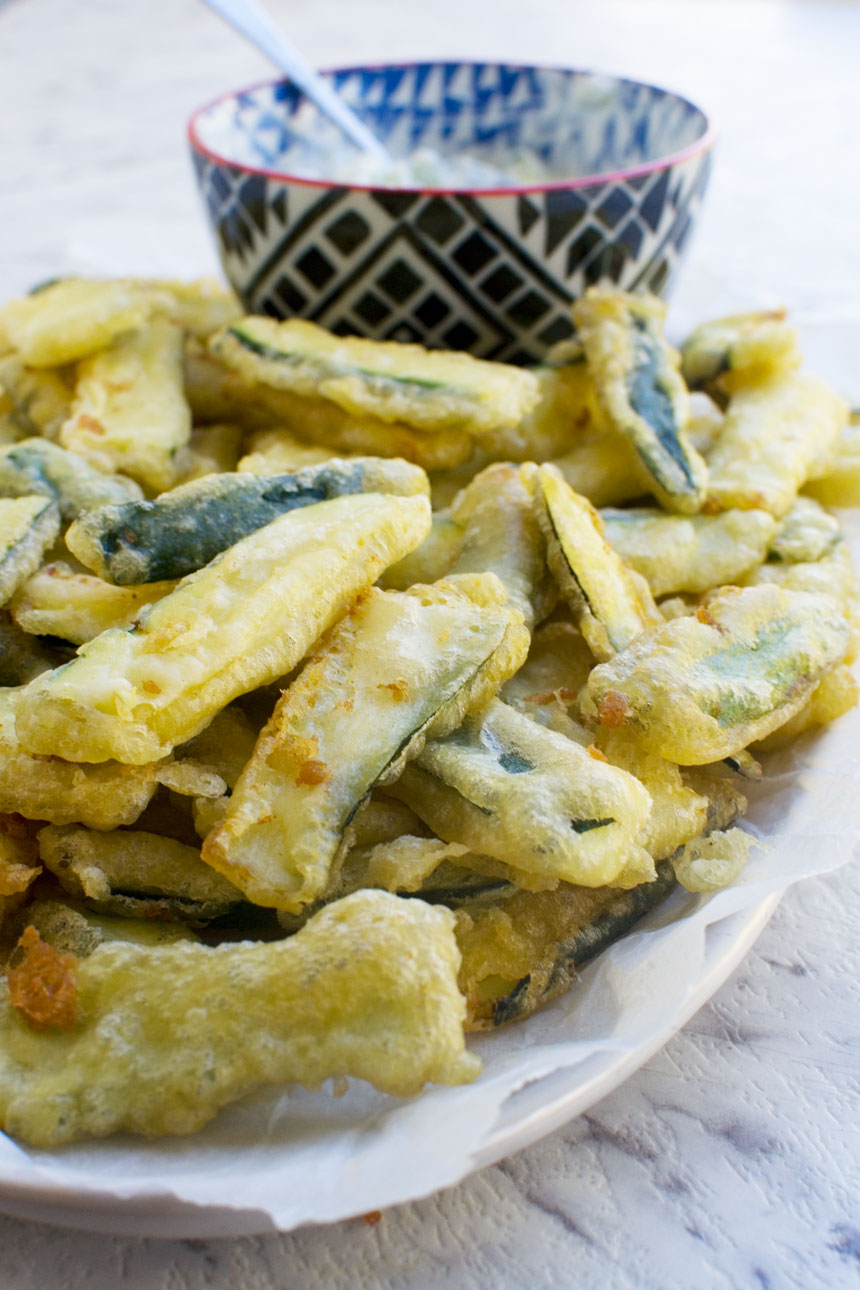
top-left (189, 62), bottom-right (715, 362)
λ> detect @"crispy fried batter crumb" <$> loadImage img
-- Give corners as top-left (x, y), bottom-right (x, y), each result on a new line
top-left (295, 759), bottom-right (329, 787)
top-left (6, 926), bottom-right (80, 1032)
top-left (596, 690), bottom-right (632, 728)
top-left (378, 679), bottom-right (409, 701)
top-left (362, 1211), bottom-right (382, 1226)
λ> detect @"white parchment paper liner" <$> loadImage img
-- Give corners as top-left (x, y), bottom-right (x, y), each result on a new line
top-left (0, 223), bottom-right (857, 1231)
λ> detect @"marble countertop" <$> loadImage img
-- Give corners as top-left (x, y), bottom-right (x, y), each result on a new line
top-left (1, 0), bottom-right (859, 1285)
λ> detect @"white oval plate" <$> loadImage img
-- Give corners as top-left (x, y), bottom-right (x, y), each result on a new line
top-left (0, 891), bottom-right (779, 1239)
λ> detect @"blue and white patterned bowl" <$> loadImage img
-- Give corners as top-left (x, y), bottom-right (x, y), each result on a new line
top-left (189, 63), bottom-right (715, 362)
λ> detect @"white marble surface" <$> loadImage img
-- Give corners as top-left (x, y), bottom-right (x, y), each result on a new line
top-left (1, 0), bottom-right (860, 1284)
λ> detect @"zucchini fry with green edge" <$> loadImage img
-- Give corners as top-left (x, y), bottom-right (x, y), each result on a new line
top-left (210, 316), bottom-right (540, 436)
top-left (705, 372), bottom-right (847, 517)
top-left (0, 889), bottom-right (478, 1146)
top-left (13, 900), bottom-right (199, 957)
top-left (38, 825), bottom-right (245, 925)
top-left (10, 562), bottom-right (177, 645)
top-left (600, 505), bottom-right (777, 596)
top-left (60, 322), bottom-right (191, 493)
top-left (752, 663), bottom-right (859, 752)
top-left (202, 575), bottom-right (529, 911)
top-left (0, 278), bottom-right (156, 367)
top-left (12, 490), bottom-right (431, 765)
top-left (766, 497), bottom-right (842, 564)
top-left (0, 438), bottom-right (142, 521)
top-left (572, 287), bottom-right (707, 513)
top-left (388, 698), bottom-right (654, 889)
top-left (583, 583), bottom-right (851, 763)
top-left (680, 310), bottom-right (800, 394)
top-left (0, 495), bottom-right (60, 606)
top-left (0, 355), bottom-right (71, 439)
top-left (446, 462), bottom-right (554, 628)
top-left (524, 463), bottom-right (657, 659)
top-left (454, 859), bottom-right (678, 1029)
top-left (66, 456), bottom-right (428, 584)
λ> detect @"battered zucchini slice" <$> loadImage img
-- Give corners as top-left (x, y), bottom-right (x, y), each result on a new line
top-left (705, 372), bottom-right (847, 517)
top-left (211, 317), bottom-right (540, 436)
top-left (499, 619), bottom-right (595, 740)
top-left (12, 491), bottom-right (431, 764)
top-left (0, 279), bottom-right (155, 367)
top-left (15, 900), bottom-right (198, 957)
top-left (0, 692), bottom-right (159, 828)
top-left (0, 889), bottom-right (478, 1146)
top-left (0, 354), bottom-right (71, 439)
top-left (804, 414), bottom-right (860, 508)
top-left (10, 563), bottom-right (177, 645)
top-left (584, 583), bottom-right (852, 763)
top-left (524, 464), bottom-right (656, 659)
top-left (549, 425), bottom-right (650, 507)
top-left (60, 322), bottom-right (192, 493)
top-left (141, 277), bottom-right (242, 339)
top-left (202, 575), bottom-right (529, 911)
top-left (188, 342), bottom-right (473, 471)
top-left (380, 514), bottom-right (464, 591)
top-left (447, 462), bottom-right (554, 628)
top-left (752, 663), bottom-right (859, 751)
top-left (455, 860), bottom-right (677, 1029)
top-left (237, 426), bottom-right (347, 474)
top-left (0, 495), bottom-right (60, 606)
top-left (572, 287), bottom-right (707, 513)
top-left (473, 361), bottom-right (598, 461)
top-left (66, 457), bottom-right (428, 584)
top-left (600, 505), bottom-right (778, 596)
top-left (680, 310), bottom-right (800, 393)
top-left (766, 497), bottom-right (842, 564)
top-left (389, 698), bottom-right (653, 888)
top-left (38, 825), bottom-right (245, 925)
top-left (0, 438), bottom-right (142, 521)
top-left (594, 729), bottom-right (709, 861)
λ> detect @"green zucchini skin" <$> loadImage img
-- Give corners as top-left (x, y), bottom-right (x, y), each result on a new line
top-left (392, 698), bottom-right (653, 889)
top-left (490, 860), bottom-right (677, 1027)
top-left (0, 439), bottom-right (142, 522)
top-left (573, 289), bottom-right (707, 514)
top-left (66, 457), bottom-right (427, 584)
top-left (0, 494), bottom-right (60, 607)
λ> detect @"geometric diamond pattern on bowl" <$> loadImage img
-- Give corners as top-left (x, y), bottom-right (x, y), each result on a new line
top-left (190, 64), bottom-right (715, 362)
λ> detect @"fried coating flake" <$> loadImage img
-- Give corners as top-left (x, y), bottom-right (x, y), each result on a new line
top-left (6, 926), bottom-right (80, 1033)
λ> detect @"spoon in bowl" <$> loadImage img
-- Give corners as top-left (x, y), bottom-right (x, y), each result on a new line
top-left (199, 0), bottom-right (391, 161)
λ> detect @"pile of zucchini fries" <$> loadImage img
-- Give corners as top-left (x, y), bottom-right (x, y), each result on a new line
top-left (0, 277), bottom-right (855, 1147)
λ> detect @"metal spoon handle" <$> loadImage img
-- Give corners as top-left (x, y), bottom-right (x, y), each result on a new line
top-left (200, 0), bottom-right (389, 159)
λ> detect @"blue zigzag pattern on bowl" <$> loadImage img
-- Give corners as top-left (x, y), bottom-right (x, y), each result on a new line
top-left (193, 149), bottom-right (711, 362)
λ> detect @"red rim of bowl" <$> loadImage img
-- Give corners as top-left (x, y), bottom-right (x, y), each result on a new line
top-left (187, 63), bottom-right (718, 198)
